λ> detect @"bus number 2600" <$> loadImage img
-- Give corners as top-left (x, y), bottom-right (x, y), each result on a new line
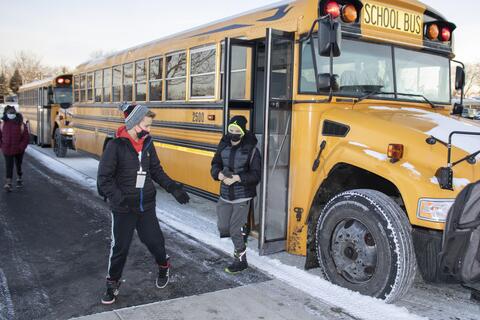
top-left (192, 112), bottom-right (205, 123)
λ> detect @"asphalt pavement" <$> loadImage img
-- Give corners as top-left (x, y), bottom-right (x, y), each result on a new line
top-left (0, 152), bottom-right (270, 320)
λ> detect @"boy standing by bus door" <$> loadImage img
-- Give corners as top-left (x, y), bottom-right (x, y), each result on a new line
top-left (97, 103), bottom-right (190, 304)
top-left (210, 116), bottom-right (262, 273)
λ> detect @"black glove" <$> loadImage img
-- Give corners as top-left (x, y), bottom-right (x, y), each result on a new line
top-left (170, 182), bottom-right (190, 204)
top-left (221, 167), bottom-right (234, 178)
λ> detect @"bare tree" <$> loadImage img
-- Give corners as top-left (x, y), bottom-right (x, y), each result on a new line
top-left (89, 50), bottom-right (116, 60)
top-left (464, 63), bottom-right (480, 97)
top-left (0, 72), bottom-right (9, 97)
top-left (10, 51), bottom-right (48, 84)
top-left (452, 63), bottom-right (480, 97)
top-left (0, 56), bottom-right (12, 79)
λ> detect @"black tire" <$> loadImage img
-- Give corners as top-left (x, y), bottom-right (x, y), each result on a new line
top-left (54, 128), bottom-right (67, 158)
top-left (315, 189), bottom-right (416, 303)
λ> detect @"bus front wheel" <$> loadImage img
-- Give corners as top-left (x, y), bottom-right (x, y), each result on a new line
top-left (315, 189), bottom-right (416, 303)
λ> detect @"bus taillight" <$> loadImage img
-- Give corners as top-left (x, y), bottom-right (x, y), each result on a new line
top-left (441, 27), bottom-right (451, 42)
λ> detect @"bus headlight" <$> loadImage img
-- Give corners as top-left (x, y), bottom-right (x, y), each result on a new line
top-left (417, 199), bottom-right (454, 222)
top-left (61, 128), bottom-right (74, 135)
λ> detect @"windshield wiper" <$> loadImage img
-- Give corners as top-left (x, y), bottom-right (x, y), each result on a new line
top-left (354, 90), bottom-right (392, 104)
top-left (355, 91), bottom-right (440, 108)
top-left (396, 92), bottom-right (439, 109)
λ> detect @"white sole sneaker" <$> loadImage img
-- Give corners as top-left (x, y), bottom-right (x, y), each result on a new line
top-left (101, 297), bottom-right (116, 305)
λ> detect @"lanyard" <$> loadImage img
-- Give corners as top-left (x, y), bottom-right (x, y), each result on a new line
top-left (138, 151), bottom-right (143, 172)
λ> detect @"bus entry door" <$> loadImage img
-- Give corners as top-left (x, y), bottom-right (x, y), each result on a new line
top-left (259, 28), bottom-right (294, 255)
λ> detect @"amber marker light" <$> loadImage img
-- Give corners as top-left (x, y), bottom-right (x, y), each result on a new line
top-left (441, 27), bottom-right (451, 41)
top-left (387, 144), bottom-right (404, 163)
top-left (325, 1), bottom-right (341, 18)
top-left (65, 79), bottom-right (71, 84)
top-left (342, 4), bottom-right (357, 23)
top-left (427, 24), bottom-right (439, 40)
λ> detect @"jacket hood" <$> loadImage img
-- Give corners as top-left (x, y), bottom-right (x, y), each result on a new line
top-left (116, 125), bottom-right (129, 139)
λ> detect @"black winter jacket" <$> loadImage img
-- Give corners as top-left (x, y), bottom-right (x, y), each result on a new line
top-left (97, 136), bottom-right (176, 214)
top-left (210, 132), bottom-right (261, 201)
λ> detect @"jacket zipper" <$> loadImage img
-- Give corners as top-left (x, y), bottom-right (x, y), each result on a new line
top-left (139, 138), bottom-right (153, 213)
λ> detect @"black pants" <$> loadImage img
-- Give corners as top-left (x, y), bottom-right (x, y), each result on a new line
top-left (107, 208), bottom-right (167, 281)
top-left (4, 153), bottom-right (24, 180)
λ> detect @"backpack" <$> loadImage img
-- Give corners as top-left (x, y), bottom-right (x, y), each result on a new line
top-left (439, 180), bottom-right (480, 285)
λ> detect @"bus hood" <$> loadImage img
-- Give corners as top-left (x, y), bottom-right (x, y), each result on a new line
top-left (358, 105), bottom-right (480, 160)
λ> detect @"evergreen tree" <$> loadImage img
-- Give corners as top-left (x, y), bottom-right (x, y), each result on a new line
top-left (9, 69), bottom-right (23, 94)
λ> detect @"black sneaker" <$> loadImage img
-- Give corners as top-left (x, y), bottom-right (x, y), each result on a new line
top-left (101, 279), bottom-right (120, 305)
top-left (225, 249), bottom-right (248, 274)
top-left (16, 178), bottom-right (23, 188)
top-left (156, 259), bottom-right (170, 289)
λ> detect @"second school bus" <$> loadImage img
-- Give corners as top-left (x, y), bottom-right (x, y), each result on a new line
top-left (71, 0), bottom-right (480, 302)
top-left (18, 74), bottom-right (75, 157)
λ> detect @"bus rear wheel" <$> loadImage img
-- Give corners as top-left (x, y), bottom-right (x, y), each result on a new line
top-left (54, 128), bottom-right (67, 158)
top-left (315, 189), bottom-right (416, 303)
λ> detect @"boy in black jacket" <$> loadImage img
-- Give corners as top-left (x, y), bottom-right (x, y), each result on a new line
top-left (97, 103), bottom-right (189, 304)
top-left (210, 116), bottom-right (261, 273)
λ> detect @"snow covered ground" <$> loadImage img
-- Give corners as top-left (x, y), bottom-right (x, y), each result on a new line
top-left (26, 146), bottom-right (480, 320)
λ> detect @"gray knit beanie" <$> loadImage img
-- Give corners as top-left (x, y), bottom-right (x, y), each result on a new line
top-left (118, 102), bottom-right (149, 130)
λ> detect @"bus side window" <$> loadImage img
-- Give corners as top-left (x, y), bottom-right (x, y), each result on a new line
top-left (149, 57), bottom-right (163, 101)
top-left (190, 45), bottom-right (216, 99)
top-left (166, 52), bottom-right (187, 101)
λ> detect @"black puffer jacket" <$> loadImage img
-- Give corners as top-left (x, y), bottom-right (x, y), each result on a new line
top-left (210, 132), bottom-right (261, 201)
top-left (97, 135), bottom-right (176, 214)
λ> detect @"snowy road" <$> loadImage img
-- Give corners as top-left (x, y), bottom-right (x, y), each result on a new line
top-left (0, 152), bottom-right (271, 320)
top-left (22, 146), bottom-right (480, 319)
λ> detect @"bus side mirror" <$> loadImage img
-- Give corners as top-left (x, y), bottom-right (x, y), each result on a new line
top-left (455, 66), bottom-right (465, 90)
top-left (317, 19), bottom-right (342, 57)
top-left (317, 73), bottom-right (339, 92)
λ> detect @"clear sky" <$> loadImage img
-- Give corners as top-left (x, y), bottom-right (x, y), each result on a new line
top-left (0, 0), bottom-right (478, 69)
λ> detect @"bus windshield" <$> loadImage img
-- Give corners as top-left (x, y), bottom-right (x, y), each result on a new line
top-left (300, 38), bottom-right (450, 104)
top-left (54, 87), bottom-right (73, 104)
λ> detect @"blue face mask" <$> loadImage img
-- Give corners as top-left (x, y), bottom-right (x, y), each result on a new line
top-left (6, 113), bottom-right (16, 120)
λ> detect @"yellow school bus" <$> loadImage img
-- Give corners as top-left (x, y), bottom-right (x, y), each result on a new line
top-left (18, 74), bottom-right (75, 157)
top-left (71, 0), bottom-right (480, 302)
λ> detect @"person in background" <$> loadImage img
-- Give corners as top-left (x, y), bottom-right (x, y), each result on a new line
top-left (0, 105), bottom-right (29, 192)
top-left (97, 103), bottom-right (190, 305)
top-left (210, 115), bottom-right (261, 274)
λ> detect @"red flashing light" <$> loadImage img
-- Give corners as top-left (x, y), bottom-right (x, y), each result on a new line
top-left (441, 27), bottom-right (451, 42)
top-left (325, 1), bottom-right (341, 18)
top-left (57, 78), bottom-right (64, 84)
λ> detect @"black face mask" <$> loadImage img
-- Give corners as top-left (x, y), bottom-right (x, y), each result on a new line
top-left (228, 133), bottom-right (242, 143)
top-left (136, 130), bottom-right (149, 139)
